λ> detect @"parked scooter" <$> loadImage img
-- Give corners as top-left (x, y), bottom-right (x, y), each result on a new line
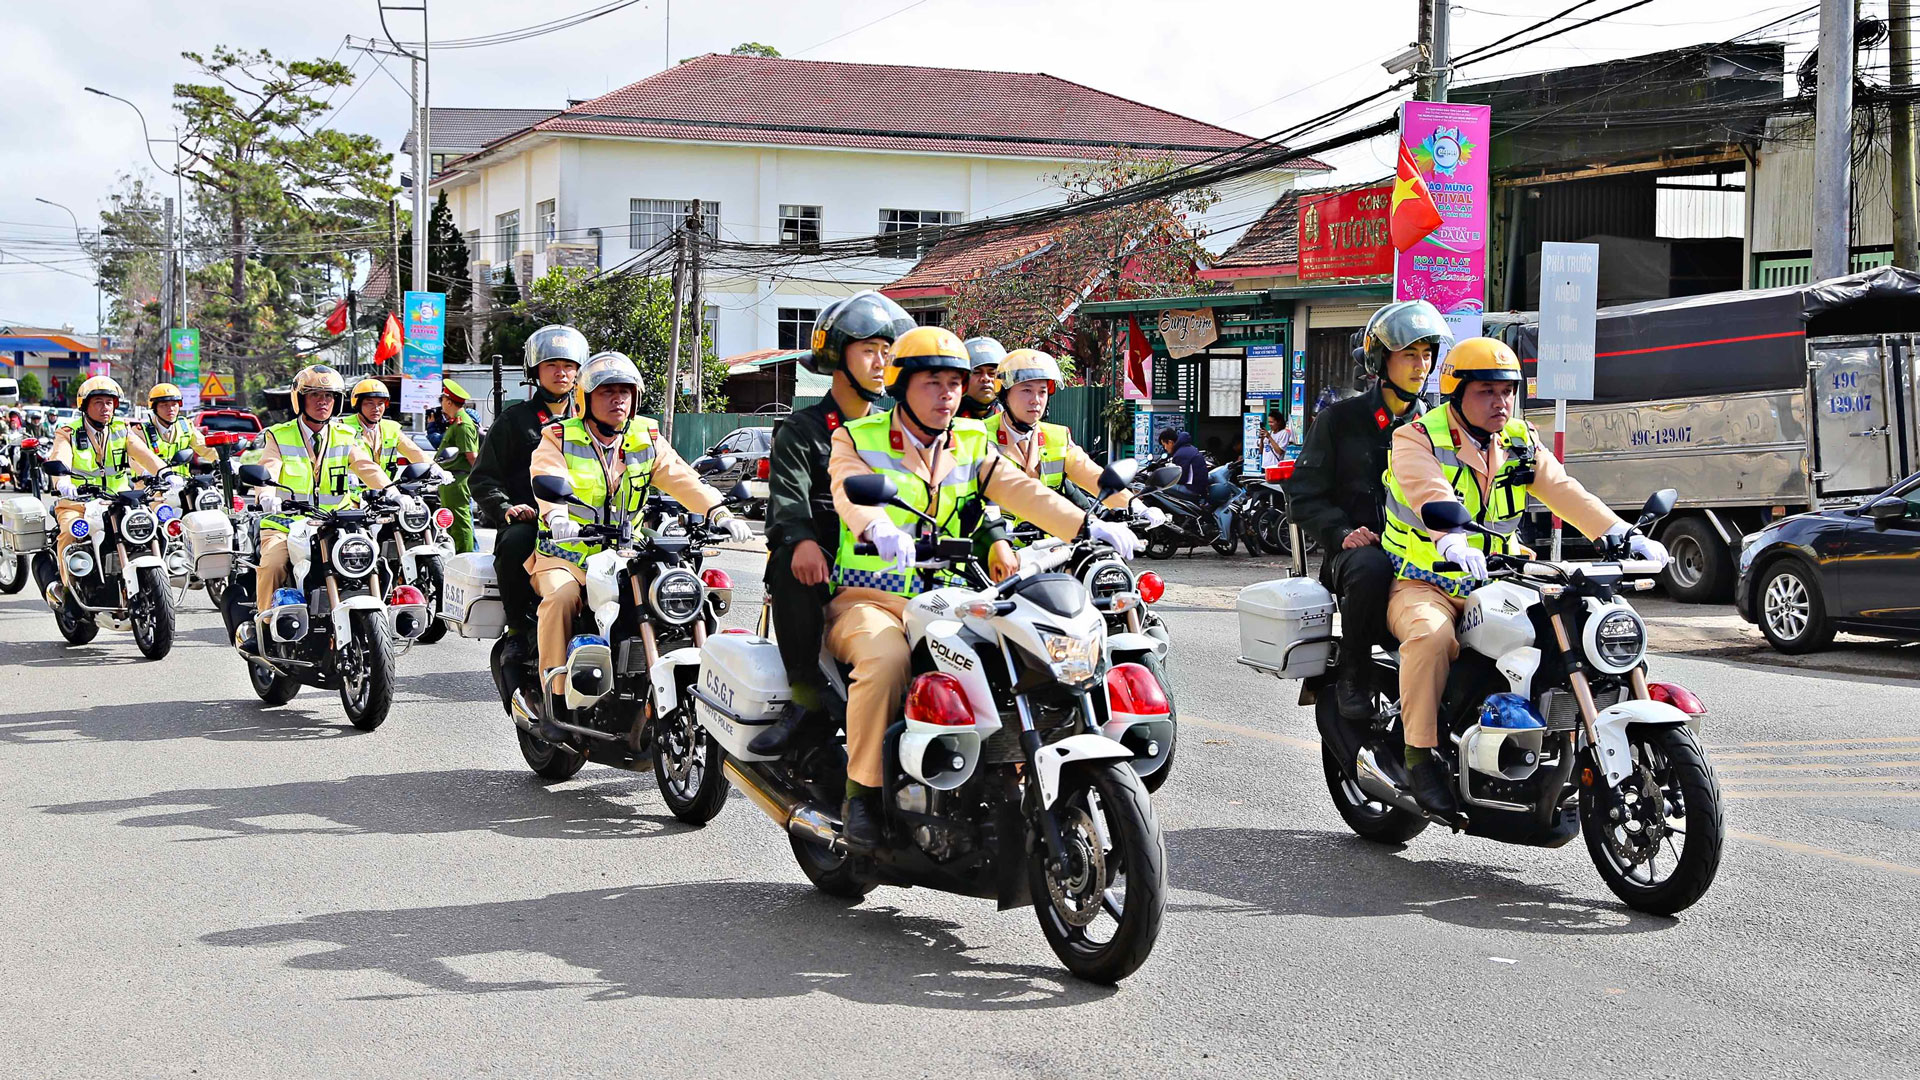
top-left (1236, 488), bottom-right (1725, 915)
top-left (36, 454), bottom-right (189, 657)
top-left (1137, 460), bottom-right (1242, 558)
top-left (680, 463), bottom-right (1168, 984)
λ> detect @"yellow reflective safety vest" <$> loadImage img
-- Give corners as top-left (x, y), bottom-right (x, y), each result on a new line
top-left (1381, 407), bottom-right (1533, 598)
top-left (832, 413), bottom-right (991, 595)
top-left (536, 416), bottom-right (661, 565)
top-left (983, 413), bottom-right (1070, 536)
top-left (261, 418), bottom-right (360, 531)
top-left (344, 415), bottom-right (405, 471)
top-left (144, 418), bottom-right (196, 463)
top-left (64, 419), bottom-right (134, 493)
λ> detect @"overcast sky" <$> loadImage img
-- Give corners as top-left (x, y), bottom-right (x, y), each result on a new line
top-left (0, 0), bottom-right (1826, 333)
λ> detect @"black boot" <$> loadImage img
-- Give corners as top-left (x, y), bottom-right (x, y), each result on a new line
top-left (537, 670), bottom-right (573, 744)
top-left (842, 792), bottom-right (882, 850)
top-left (748, 705), bottom-right (815, 756)
top-left (1333, 665), bottom-right (1374, 720)
top-left (1407, 758), bottom-right (1461, 820)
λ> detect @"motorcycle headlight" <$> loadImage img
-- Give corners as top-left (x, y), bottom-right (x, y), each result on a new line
top-left (120, 509), bottom-right (157, 546)
top-left (400, 505), bottom-right (430, 533)
top-left (647, 567), bottom-right (704, 625)
top-left (1041, 632), bottom-right (1101, 686)
top-left (1084, 559), bottom-right (1134, 600)
top-left (332, 532), bottom-right (379, 578)
top-left (196, 488), bottom-right (224, 512)
top-left (1586, 609), bottom-right (1647, 674)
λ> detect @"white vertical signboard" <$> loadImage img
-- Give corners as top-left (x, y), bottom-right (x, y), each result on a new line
top-left (1535, 241), bottom-right (1599, 558)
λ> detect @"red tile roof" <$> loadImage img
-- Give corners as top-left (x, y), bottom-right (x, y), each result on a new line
top-left (476, 54), bottom-right (1329, 168)
top-left (1208, 190), bottom-right (1299, 273)
top-left (882, 221), bottom-right (1060, 298)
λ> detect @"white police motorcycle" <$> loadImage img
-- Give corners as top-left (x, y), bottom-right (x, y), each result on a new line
top-left (37, 454), bottom-right (186, 658)
top-left (1238, 489), bottom-right (1725, 915)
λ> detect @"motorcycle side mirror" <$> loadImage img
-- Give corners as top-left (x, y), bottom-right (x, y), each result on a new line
top-left (171, 447), bottom-right (197, 466)
top-left (1637, 487), bottom-right (1678, 527)
top-left (1420, 500), bottom-right (1472, 532)
top-left (531, 472), bottom-right (585, 507)
top-left (397, 461), bottom-right (433, 482)
top-left (436, 444), bottom-right (462, 464)
top-left (1867, 496), bottom-right (1908, 527)
top-left (695, 453), bottom-right (736, 477)
top-left (236, 463), bottom-right (272, 488)
top-left (728, 481), bottom-right (751, 505)
top-left (843, 473), bottom-right (898, 507)
top-left (42, 459), bottom-right (71, 477)
top-left (1143, 465), bottom-right (1183, 491)
top-left (1096, 458), bottom-right (1141, 499)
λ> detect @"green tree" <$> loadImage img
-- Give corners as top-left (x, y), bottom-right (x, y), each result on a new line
top-left (517, 267), bottom-right (727, 414)
top-left (480, 263), bottom-right (539, 367)
top-left (90, 172), bottom-right (172, 391)
top-left (18, 373), bottom-right (42, 403)
top-left (395, 192), bottom-right (473, 365)
top-left (730, 42), bottom-right (781, 57)
top-left (174, 46), bottom-right (395, 405)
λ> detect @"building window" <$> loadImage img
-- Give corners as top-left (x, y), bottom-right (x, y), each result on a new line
top-left (910, 307), bottom-right (946, 327)
top-left (779, 205), bottom-right (822, 247)
top-left (629, 198), bottom-right (720, 253)
top-left (1207, 357), bottom-right (1243, 418)
top-left (536, 200), bottom-right (556, 244)
top-left (777, 307), bottom-right (819, 350)
top-left (495, 210), bottom-right (520, 264)
top-left (878, 208), bottom-right (962, 259)
top-left (430, 153), bottom-right (454, 176)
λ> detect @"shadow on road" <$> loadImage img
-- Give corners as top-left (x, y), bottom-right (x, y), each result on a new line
top-left (1169, 827), bottom-right (1670, 936)
top-left (393, 670), bottom-right (500, 705)
top-left (39, 769), bottom-right (686, 842)
top-left (0, 696), bottom-right (355, 744)
top-left (201, 880), bottom-right (1105, 1009)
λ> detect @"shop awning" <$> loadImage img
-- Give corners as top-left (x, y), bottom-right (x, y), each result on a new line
top-left (1079, 292), bottom-right (1268, 317)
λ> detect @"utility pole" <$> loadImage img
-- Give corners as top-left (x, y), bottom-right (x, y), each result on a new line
top-left (1416, 0), bottom-right (1436, 100)
top-left (347, 24), bottom-right (429, 291)
top-left (1893, 0), bottom-right (1918, 270)
top-left (162, 197), bottom-right (176, 348)
top-left (390, 201), bottom-right (402, 321)
top-left (1812, 0), bottom-right (1857, 282)
top-left (1431, 0), bottom-right (1451, 102)
top-left (688, 200), bottom-right (704, 416)
top-left (662, 224), bottom-right (688, 441)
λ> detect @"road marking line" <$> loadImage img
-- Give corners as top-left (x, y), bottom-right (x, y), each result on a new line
top-left (1721, 735), bottom-right (1920, 749)
top-left (1718, 760), bottom-right (1920, 773)
top-left (1731, 830), bottom-right (1920, 878)
top-left (1725, 790), bottom-right (1920, 800)
top-left (1723, 776), bottom-right (1920, 787)
top-left (1713, 747), bottom-right (1920, 761)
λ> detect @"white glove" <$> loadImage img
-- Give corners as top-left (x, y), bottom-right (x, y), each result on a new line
top-left (863, 519), bottom-right (916, 576)
top-left (1605, 524), bottom-right (1670, 569)
top-left (55, 476), bottom-right (77, 498)
top-left (257, 493), bottom-right (282, 514)
top-left (429, 466), bottom-right (453, 486)
top-left (398, 493), bottom-right (426, 518)
top-left (545, 509), bottom-right (580, 542)
top-left (1135, 504), bottom-right (1169, 528)
top-left (710, 509), bottom-right (752, 543)
top-left (1436, 531), bottom-right (1488, 581)
top-left (166, 474), bottom-right (187, 494)
top-left (1087, 517), bottom-right (1142, 560)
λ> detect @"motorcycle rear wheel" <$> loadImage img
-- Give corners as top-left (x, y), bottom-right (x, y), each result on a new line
top-left (413, 556), bottom-right (448, 644)
top-left (1255, 506), bottom-right (1292, 556)
top-left (516, 728), bottom-right (588, 781)
top-left (1029, 761), bottom-right (1166, 984)
top-left (131, 566), bottom-right (174, 660)
top-left (791, 832), bottom-right (874, 899)
top-left (1580, 724), bottom-right (1724, 916)
top-left (339, 610), bottom-right (395, 731)
top-left (1315, 694), bottom-right (1427, 843)
top-left (1143, 535), bottom-right (1175, 560)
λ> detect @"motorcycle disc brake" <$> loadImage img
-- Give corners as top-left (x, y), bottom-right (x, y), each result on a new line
top-left (1044, 804), bottom-right (1109, 928)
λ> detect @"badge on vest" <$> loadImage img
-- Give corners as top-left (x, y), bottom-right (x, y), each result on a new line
top-left (1375, 408), bottom-right (1390, 430)
top-left (890, 428), bottom-right (903, 452)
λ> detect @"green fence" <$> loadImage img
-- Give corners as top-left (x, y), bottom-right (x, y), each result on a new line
top-left (646, 411), bottom-right (773, 462)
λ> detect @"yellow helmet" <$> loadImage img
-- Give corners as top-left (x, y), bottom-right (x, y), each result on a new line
top-left (77, 375), bottom-right (124, 407)
top-left (997, 349), bottom-right (1064, 395)
top-left (147, 382), bottom-right (183, 405)
top-left (291, 364), bottom-right (347, 413)
top-left (350, 377), bottom-right (391, 409)
top-left (883, 326), bottom-right (971, 396)
top-left (1437, 337), bottom-right (1523, 397)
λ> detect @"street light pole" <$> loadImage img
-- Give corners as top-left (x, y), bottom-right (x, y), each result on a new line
top-left (35, 198), bottom-right (98, 341)
top-left (84, 87), bottom-right (185, 332)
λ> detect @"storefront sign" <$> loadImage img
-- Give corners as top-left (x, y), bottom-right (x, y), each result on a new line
top-left (1134, 410), bottom-right (1184, 463)
top-left (168, 328), bottom-right (201, 410)
top-left (1156, 308), bottom-right (1217, 359)
top-left (1246, 344), bottom-right (1287, 396)
top-left (1298, 184), bottom-right (1394, 281)
top-left (1394, 102), bottom-right (1492, 355)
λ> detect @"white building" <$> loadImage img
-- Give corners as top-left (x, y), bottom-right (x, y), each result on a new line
top-left (430, 54), bottom-right (1323, 359)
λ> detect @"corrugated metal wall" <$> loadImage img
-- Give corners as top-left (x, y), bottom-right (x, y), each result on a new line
top-left (1752, 111), bottom-right (1897, 253)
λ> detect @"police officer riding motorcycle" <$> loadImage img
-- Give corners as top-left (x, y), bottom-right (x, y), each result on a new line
top-left (958, 336), bottom-right (1006, 421)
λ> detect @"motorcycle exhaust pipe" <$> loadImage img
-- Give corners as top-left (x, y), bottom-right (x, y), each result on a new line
top-left (1354, 746), bottom-right (1430, 818)
top-left (722, 760), bottom-right (844, 851)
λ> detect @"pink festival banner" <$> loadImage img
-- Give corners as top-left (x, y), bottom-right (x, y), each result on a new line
top-left (1393, 101), bottom-right (1492, 355)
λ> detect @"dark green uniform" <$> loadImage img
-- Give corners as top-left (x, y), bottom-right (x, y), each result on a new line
top-left (764, 396), bottom-right (863, 709)
top-left (437, 410), bottom-right (481, 553)
top-left (472, 393), bottom-right (574, 631)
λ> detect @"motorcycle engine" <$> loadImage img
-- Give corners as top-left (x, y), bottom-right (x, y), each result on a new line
top-left (896, 783), bottom-right (972, 861)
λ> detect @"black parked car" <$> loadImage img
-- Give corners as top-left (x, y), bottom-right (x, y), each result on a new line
top-left (701, 426), bottom-right (771, 517)
top-left (1736, 472), bottom-right (1920, 653)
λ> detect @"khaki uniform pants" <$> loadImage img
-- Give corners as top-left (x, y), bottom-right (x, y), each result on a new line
top-left (532, 565), bottom-right (586, 690)
top-left (826, 598), bottom-right (912, 789)
top-left (53, 500), bottom-right (85, 587)
top-left (255, 530), bottom-right (291, 606)
top-left (1387, 578), bottom-right (1467, 748)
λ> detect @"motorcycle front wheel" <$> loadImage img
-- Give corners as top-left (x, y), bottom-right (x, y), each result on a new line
top-left (131, 565), bottom-right (175, 660)
top-left (339, 609), bottom-right (395, 731)
top-left (248, 656), bottom-right (300, 706)
top-left (1255, 506), bottom-right (1292, 556)
top-left (654, 701), bottom-right (730, 824)
top-left (413, 555), bottom-right (448, 644)
top-left (1580, 724), bottom-right (1724, 915)
top-left (1029, 761), bottom-right (1166, 984)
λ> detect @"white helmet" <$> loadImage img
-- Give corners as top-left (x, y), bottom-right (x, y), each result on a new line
top-left (580, 351), bottom-right (643, 396)
top-left (996, 349), bottom-right (1065, 395)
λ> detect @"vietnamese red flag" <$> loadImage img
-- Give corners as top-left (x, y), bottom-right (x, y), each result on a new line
top-left (373, 312), bottom-right (403, 363)
top-left (1124, 316), bottom-right (1153, 401)
top-left (1390, 141), bottom-right (1444, 253)
top-left (324, 297), bottom-right (348, 336)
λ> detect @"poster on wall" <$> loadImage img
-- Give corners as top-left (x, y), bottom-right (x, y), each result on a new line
top-left (401, 291), bottom-right (447, 413)
top-left (1246, 344), bottom-right (1287, 396)
top-left (1134, 410), bottom-right (1184, 462)
top-left (1393, 101), bottom-right (1491, 372)
top-left (1241, 413), bottom-right (1263, 477)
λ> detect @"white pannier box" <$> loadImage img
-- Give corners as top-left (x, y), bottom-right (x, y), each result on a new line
top-left (443, 552), bottom-right (505, 638)
top-left (1, 495), bottom-right (50, 552)
top-left (1236, 578), bottom-right (1336, 679)
top-left (181, 509), bottom-right (234, 581)
top-left (694, 633), bottom-right (791, 761)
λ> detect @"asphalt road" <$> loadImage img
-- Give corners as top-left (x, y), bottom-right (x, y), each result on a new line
top-left (2, 542), bottom-right (1915, 1078)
